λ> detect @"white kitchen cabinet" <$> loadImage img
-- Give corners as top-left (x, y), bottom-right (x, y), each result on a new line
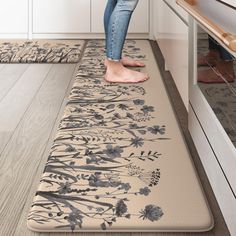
top-left (33, 0), bottom-right (91, 33)
top-left (164, 0), bottom-right (189, 22)
top-left (91, 0), bottom-right (149, 33)
top-left (155, 0), bottom-right (189, 110)
top-left (0, 0), bottom-right (28, 33)
top-left (0, 0), bottom-right (150, 38)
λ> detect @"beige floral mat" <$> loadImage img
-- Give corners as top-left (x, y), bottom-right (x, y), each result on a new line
top-left (0, 39), bottom-right (85, 63)
top-left (27, 40), bottom-right (213, 232)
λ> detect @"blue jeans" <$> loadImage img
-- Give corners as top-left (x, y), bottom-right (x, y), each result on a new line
top-left (104, 0), bottom-right (139, 61)
top-left (208, 35), bottom-right (234, 61)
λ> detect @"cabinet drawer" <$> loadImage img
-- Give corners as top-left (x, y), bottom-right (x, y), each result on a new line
top-left (33, 0), bottom-right (90, 33)
top-left (189, 105), bottom-right (236, 235)
top-left (156, 0), bottom-right (189, 109)
top-left (0, 0), bottom-right (28, 33)
top-left (91, 0), bottom-right (149, 33)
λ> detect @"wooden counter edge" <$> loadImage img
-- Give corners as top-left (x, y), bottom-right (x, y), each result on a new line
top-left (176, 0), bottom-right (236, 52)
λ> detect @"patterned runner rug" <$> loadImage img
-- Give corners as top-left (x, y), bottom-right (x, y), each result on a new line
top-left (27, 40), bottom-right (213, 232)
top-left (0, 40), bottom-right (85, 63)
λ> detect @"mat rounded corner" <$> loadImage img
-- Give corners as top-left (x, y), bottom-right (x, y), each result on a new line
top-left (206, 217), bottom-right (215, 232)
top-left (197, 214), bottom-right (215, 232)
top-left (27, 220), bottom-right (43, 232)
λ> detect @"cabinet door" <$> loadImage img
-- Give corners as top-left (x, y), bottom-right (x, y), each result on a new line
top-left (0, 0), bottom-right (28, 33)
top-left (33, 0), bottom-right (90, 33)
top-left (163, 0), bottom-right (188, 22)
top-left (91, 0), bottom-right (149, 33)
top-left (155, 0), bottom-right (189, 110)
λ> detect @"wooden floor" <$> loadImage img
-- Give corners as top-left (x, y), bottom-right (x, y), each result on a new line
top-left (0, 60), bottom-right (230, 235)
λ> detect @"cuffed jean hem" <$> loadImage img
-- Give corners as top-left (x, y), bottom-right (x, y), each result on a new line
top-left (106, 57), bottom-right (121, 62)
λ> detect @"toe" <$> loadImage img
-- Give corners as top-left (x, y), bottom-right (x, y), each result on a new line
top-left (139, 62), bottom-right (145, 67)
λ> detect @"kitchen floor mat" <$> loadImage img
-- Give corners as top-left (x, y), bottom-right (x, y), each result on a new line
top-left (27, 40), bottom-right (214, 232)
top-left (0, 39), bottom-right (85, 63)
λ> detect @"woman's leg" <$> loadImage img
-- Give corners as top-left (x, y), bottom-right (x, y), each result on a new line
top-left (104, 0), bottom-right (145, 67)
top-left (104, 0), bottom-right (117, 52)
top-left (104, 0), bottom-right (148, 83)
top-left (106, 0), bottom-right (138, 61)
top-left (103, 0), bottom-right (145, 67)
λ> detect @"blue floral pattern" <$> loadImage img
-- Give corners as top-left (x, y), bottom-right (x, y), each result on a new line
top-left (28, 40), bottom-right (169, 231)
top-left (0, 40), bottom-right (85, 63)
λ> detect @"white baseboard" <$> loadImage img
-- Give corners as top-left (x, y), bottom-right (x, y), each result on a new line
top-left (0, 34), bottom-right (28, 39)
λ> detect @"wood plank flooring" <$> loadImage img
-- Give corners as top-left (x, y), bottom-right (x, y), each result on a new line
top-left (0, 64), bottom-right (29, 101)
top-left (0, 59), bottom-right (230, 235)
top-left (0, 64), bottom-right (6, 71)
top-left (0, 63), bottom-right (77, 236)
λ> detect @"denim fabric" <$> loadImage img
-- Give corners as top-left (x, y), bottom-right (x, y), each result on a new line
top-left (208, 35), bottom-right (234, 61)
top-left (104, 0), bottom-right (139, 61)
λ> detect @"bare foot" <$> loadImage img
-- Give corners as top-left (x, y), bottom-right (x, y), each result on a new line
top-left (198, 68), bottom-right (224, 83)
top-left (198, 50), bottom-right (219, 67)
top-left (121, 57), bottom-right (145, 67)
top-left (198, 67), bottom-right (234, 83)
top-left (105, 60), bottom-right (149, 83)
top-left (104, 58), bottom-right (145, 67)
top-left (198, 60), bottom-right (235, 83)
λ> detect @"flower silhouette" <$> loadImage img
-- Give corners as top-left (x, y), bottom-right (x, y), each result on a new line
top-left (65, 146), bottom-right (76, 152)
top-left (141, 105), bottom-right (154, 113)
top-left (133, 99), bottom-right (145, 105)
top-left (66, 209), bottom-right (84, 230)
top-left (139, 205), bottom-right (163, 222)
top-left (130, 137), bottom-right (144, 148)
top-left (148, 125), bottom-right (166, 135)
top-left (119, 183), bottom-right (131, 191)
top-left (115, 200), bottom-right (128, 217)
top-left (58, 182), bottom-right (72, 194)
top-left (139, 187), bottom-right (151, 196)
top-left (129, 123), bottom-right (139, 129)
top-left (94, 114), bottom-right (104, 120)
top-left (118, 104), bottom-right (129, 110)
top-left (103, 145), bottom-right (124, 158)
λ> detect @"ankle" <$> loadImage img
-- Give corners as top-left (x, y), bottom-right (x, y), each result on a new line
top-left (105, 58), bottom-right (121, 65)
top-left (105, 59), bottom-right (124, 72)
